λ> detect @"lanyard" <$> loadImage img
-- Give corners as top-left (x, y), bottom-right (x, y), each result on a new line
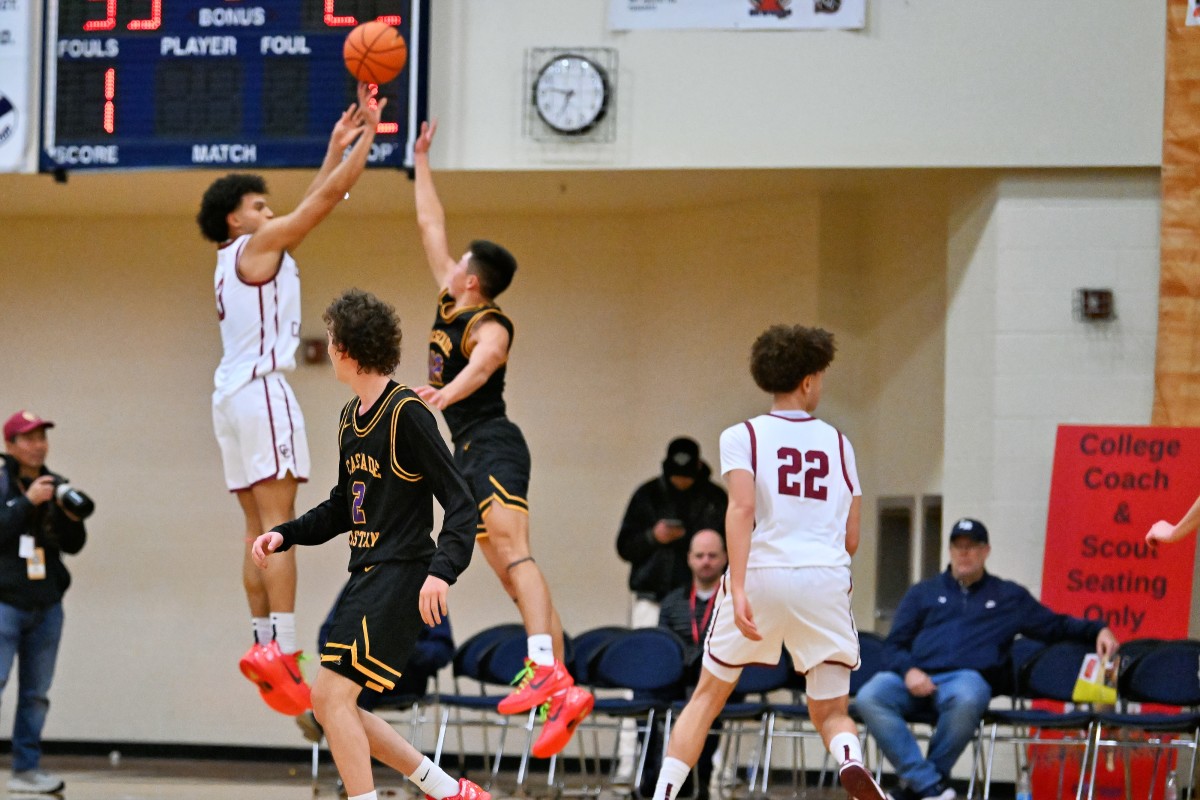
top-left (689, 585), bottom-right (717, 644)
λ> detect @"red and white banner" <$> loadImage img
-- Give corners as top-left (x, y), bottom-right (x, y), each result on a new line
top-left (1042, 425), bottom-right (1197, 641)
top-left (609, 0), bottom-right (865, 31)
top-left (1037, 427), bottom-right (1198, 800)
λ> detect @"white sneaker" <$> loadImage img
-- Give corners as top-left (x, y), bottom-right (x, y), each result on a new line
top-left (7, 770), bottom-right (64, 794)
top-left (922, 787), bottom-right (956, 800)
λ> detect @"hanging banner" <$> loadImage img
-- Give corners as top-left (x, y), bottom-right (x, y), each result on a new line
top-left (609, 0), bottom-right (865, 31)
top-left (0, 0), bottom-right (36, 173)
top-left (1041, 425), bottom-right (1198, 640)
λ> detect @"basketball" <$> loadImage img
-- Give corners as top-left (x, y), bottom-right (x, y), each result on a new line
top-left (343, 21), bottom-right (408, 84)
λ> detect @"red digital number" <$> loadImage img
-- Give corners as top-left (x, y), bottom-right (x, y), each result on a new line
top-left (103, 68), bottom-right (116, 133)
top-left (364, 84), bottom-right (398, 134)
top-left (128, 0), bottom-right (162, 31)
top-left (776, 447), bottom-right (829, 501)
top-left (323, 1), bottom-right (403, 27)
top-left (84, 0), bottom-right (117, 31)
top-left (323, 0), bottom-right (357, 26)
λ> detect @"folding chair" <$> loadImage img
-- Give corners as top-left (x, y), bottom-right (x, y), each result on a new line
top-left (980, 639), bottom-right (1096, 800)
top-left (1086, 639), bottom-right (1200, 800)
top-left (583, 627), bottom-right (688, 797)
top-left (432, 623), bottom-right (526, 780)
top-left (711, 653), bottom-right (790, 797)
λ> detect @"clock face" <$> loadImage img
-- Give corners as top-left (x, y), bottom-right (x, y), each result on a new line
top-left (533, 55), bottom-right (609, 135)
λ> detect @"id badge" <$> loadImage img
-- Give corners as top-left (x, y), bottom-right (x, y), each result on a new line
top-left (17, 535), bottom-right (34, 559)
top-left (26, 547), bottom-right (46, 581)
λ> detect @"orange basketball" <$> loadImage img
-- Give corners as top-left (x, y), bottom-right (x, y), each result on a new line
top-left (343, 21), bottom-right (408, 85)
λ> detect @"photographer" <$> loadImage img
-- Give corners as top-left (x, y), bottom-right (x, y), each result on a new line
top-left (0, 411), bottom-right (90, 795)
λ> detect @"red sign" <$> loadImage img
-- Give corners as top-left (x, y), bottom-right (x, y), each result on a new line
top-left (1042, 425), bottom-right (1198, 639)
top-left (1036, 425), bottom-right (1199, 799)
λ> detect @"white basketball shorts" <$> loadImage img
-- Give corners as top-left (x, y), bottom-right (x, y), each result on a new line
top-left (212, 374), bottom-right (310, 491)
top-left (704, 566), bottom-right (860, 696)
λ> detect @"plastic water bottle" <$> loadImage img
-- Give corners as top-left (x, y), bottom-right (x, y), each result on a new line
top-left (1015, 766), bottom-right (1032, 800)
top-left (1165, 770), bottom-right (1178, 800)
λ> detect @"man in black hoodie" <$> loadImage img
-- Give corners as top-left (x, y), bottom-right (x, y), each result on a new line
top-left (617, 437), bottom-right (727, 627)
top-left (0, 411), bottom-right (88, 795)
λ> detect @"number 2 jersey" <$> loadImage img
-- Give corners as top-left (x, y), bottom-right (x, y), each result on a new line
top-left (719, 410), bottom-right (860, 570)
top-left (273, 382), bottom-right (477, 582)
top-left (212, 234), bottom-right (301, 400)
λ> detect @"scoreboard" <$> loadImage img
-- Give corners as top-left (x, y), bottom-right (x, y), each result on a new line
top-left (40, 0), bottom-right (429, 172)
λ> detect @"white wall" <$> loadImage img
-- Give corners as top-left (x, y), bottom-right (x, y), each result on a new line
top-left (944, 171), bottom-right (1162, 591)
top-left (429, 0), bottom-right (1164, 170)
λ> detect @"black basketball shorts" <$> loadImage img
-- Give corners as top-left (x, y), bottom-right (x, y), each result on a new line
top-left (453, 417), bottom-right (531, 535)
top-left (319, 560), bottom-right (428, 694)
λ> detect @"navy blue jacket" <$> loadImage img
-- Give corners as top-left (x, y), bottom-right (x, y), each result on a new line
top-left (883, 569), bottom-right (1105, 693)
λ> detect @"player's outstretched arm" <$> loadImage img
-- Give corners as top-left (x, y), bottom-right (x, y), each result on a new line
top-left (414, 318), bottom-right (508, 409)
top-left (724, 468), bottom-right (760, 641)
top-left (300, 100), bottom-right (369, 201)
top-left (412, 119), bottom-right (457, 290)
top-left (1146, 491), bottom-right (1200, 544)
top-left (242, 83), bottom-right (384, 274)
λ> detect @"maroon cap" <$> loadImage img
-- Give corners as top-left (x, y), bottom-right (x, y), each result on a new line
top-left (3, 411), bottom-right (55, 441)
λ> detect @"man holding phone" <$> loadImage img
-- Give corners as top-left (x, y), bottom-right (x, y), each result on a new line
top-left (616, 437), bottom-right (728, 627)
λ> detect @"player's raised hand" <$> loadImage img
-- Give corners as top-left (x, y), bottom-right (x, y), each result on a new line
top-left (330, 102), bottom-right (367, 150)
top-left (1146, 520), bottom-right (1181, 544)
top-left (419, 575), bottom-right (449, 626)
top-left (732, 591), bottom-right (761, 641)
top-left (252, 531), bottom-right (283, 568)
top-left (414, 119), bottom-right (438, 155)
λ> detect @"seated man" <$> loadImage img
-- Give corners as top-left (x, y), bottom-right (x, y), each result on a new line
top-left (854, 518), bottom-right (1119, 800)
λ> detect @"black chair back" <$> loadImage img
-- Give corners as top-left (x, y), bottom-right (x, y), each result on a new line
top-left (850, 631), bottom-right (886, 696)
top-left (1122, 639), bottom-right (1200, 707)
top-left (590, 627), bottom-right (687, 693)
top-left (1022, 640), bottom-right (1092, 702)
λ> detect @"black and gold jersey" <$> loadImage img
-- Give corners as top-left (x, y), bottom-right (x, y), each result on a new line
top-left (428, 289), bottom-right (515, 440)
top-left (274, 381), bottom-right (476, 583)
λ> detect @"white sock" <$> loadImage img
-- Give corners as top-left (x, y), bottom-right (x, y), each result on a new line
top-left (270, 612), bottom-right (297, 653)
top-left (252, 617), bottom-right (272, 646)
top-left (830, 731), bottom-right (862, 764)
top-left (653, 756), bottom-right (691, 800)
top-left (407, 757), bottom-right (460, 799)
top-left (527, 634), bottom-right (555, 667)
top-left (348, 793), bottom-right (378, 800)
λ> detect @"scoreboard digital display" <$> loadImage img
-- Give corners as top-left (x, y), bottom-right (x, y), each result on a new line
top-left (40, 0), bottom-right (429, 172)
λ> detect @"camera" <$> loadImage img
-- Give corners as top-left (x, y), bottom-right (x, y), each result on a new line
top-left (53, 482), bottom-right (95, 520)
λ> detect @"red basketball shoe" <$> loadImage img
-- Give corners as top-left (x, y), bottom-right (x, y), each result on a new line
top-left (531, 685), bottom-right (594, 759)
top-left (426, 777), bottom-right (491, 800)
top-left (497, 659), bottom-right (574, 715)
top-left (239, 641), bottom-right (311, 716)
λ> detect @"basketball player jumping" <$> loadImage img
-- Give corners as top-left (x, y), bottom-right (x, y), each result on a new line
top-left (253, 288), bottom-right (485, 800)
top-left (650, 324), bottom-right (887, 800)
top-left (197, 83), bottom-right (383, 712)
top-left (410, 119), bottom-right (592, 758)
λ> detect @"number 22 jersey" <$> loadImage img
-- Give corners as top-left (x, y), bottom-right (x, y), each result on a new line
top-left (719, 410), bottom-right (860, 570)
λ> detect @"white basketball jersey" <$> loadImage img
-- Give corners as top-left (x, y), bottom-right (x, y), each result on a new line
top-left (213, 235), bottom-right (301, 398)
top-left (719, 411), bottom-right (860, 569)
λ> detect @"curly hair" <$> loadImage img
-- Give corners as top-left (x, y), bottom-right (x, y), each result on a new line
top-left (468, 239), bottom-right (518, 299)
top-left (749, 324), bottom-right (836, 394)
top-left (196, 173), bottom-right (267, 242)
top-left (323, 289), bottom-right (403, 376)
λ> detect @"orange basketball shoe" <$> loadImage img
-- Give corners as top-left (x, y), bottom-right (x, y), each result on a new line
top-left (497, 659), bottom-right (574, 715)
top-left (427, 777), bottom-right (491, 800)
top-left (239, 641), bottom-right (312, 716)
top-left (531, 685), bottom-right (594, 759)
